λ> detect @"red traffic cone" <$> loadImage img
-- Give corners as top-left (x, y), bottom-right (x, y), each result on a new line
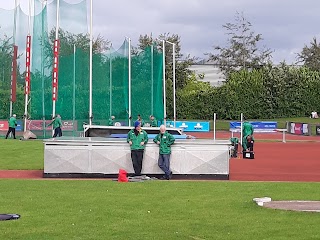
top-left (118, 169), bottom-right (128, 182)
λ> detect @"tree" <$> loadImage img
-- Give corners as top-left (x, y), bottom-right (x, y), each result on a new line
top-left (0, 34), bottom-right (14, 90)
top-left (208, 12), bottom-right (273, 77)
top-left (43, 28), bottom-right (110, 67)
top-left (297, 37), bottom-right (320, 71)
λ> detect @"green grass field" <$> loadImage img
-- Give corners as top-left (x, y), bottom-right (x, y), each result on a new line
top-left (0, 180), bottom-right (320, 240)
top-left (0, 139), bottom-right (43, 170)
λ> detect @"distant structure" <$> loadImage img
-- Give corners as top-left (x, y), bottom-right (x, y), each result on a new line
top-left (188, 60), bottom-right (226, 87)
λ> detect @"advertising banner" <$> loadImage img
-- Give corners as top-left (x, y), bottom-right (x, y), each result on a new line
top-left (0, 121), bottom-right (9, 131)
top-left (293, 123), bottom-right (302, 135)
top-left (16, 120), bottom-right (23, 131)
top-left (229, 121), bottom-right (277, 133)
top-left (61, 121), bottom-right (77, 131)
top-left (0, 120), bottom-right (22, 131)
top-left (289, 122), bottom-right (310, 135)
top-left (26, 120), bottom-right (77, 131)
top-left (166, 121), bottom-right (210, 132)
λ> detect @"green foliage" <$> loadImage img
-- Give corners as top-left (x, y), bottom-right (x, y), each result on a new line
top-left (297, 37), bottom-right (320, 71)
top-left (43, 28), bottom-right (110, 68)
top-left (177, 65), bottom-right (320, 120)
top-left (208, 12), bottom-right (273, 77)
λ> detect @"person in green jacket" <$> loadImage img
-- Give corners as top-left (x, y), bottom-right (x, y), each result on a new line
top-left (153, 125), bottom-right (175, 180)
top-left (136, 114), bottom-right (145, 127)
top-left (242, 121), bottom-right (254, 152)
top-left (149, 115), bottom-right (158, 127)
top-left (5, 114), bottom-right (17, 139)
top-left (47, 114), bottom-right (63, 138)
top-left (108, 116), bottom-right (115, 126)
top-left (127, 121), bottom-right (148, 176)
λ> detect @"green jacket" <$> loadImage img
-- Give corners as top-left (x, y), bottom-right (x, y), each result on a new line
top-left (127, 129), bottom-right (148, 150)
top-left (8, 117), bottom-right (17, 128)
top-left (108, 118), bottom-right (114, 126)
top-left (48, 117), bottom-right (62, 129)
top-left (153, 131), bottom-right (175, 154)
top-left (242, 122), bottom-right (254, 150)
top-left (151, 119), bottom-right (158, 127)
top-left (242, 121), bottom-right (254, 138)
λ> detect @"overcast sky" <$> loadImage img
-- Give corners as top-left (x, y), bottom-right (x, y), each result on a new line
top-left (1, 0), bottom-right (320, 64)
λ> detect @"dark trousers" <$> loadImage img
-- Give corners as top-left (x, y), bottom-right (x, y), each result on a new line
top-left (53, 127), bottom-right (62, 138)
top-left (247, 140), bottom-right (254, 151)
top-left (5, 127), bottom-right (16, 139)
top-left (131, 150), bottom-right (144, 176)
top-left (158, 154), bottom-right (171, 177)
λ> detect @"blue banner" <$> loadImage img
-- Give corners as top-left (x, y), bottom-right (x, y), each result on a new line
top-left (16, 120), bottom-right (23, 131)
top-left (229, 121), bottom-right (277, 132)
top-left (166, 121), bottom-right (210, 132)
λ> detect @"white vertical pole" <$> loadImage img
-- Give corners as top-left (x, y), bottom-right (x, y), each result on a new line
top-left (128, 38), bottom-right (132, 126)
top-left (213, 113), bottom-right (216, 140)
top-left (10, 0), bottom-right (18, 118)
top-left (24, 0), bottom-right (32, 132)
top-left (41, 0), bottom-right (46, 137)
top-left (162, 40), bottom-right (166, 126)
top-left (151, 44), bottom-right (154, 116)
top-left (52, 0), bottom-right (60, 123)
top-left (73, 44), bottom-right (76, 135)
top-left (109, 48), bottom-right (112, 117)
top-left (172, 43), bottom-right (176, 128)
top-left (89, 0), bottom-right (93, 125)
top-left (240, 113), bottom-right (243, 146)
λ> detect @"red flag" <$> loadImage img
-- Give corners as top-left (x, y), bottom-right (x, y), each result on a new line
top-left (52, 39), bottom-right (60, 101)
top-left (25, 35), bottom-right (31, 95)
top-left (10, 45), bottom-right (18, 102)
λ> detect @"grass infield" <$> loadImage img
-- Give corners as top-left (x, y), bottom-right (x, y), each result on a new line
top-left (0, 180), bottom-right (320, 239)
top-left (0, 139), bottom-right (43, 170)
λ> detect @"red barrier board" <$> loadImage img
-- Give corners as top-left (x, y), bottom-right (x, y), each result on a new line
top-left (0, 121), bottom-right (9, 131)
top-left (26, 120), bottom-right (77, 131)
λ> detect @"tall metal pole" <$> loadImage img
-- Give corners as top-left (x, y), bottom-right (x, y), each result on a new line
top-left (24, 0), bottom-right (32, 132)
top-left (172, 43), bottom-right (176, 128)
top-left (213, 113), bottom-right (216, 140)
top-left (151, 44), bottom-right (154, 116)
top-left (109, 46), bottom-right (113, 117)
top-left (73, 44), bottom-right (76, 136)
top-left (240, 113), bottom-right (243, 146)
top-left (128, 38), bottom-right (132, 126)
top-left (165, 41), bottom-right (176, 127)
top-left (10, 0), bottom-right (18, 118)
top-left (89, 0), bottom-right (93, 125)
top-left (162, 40), bottom-right (166, 126)
top-left (52, 0), bottom-right (60, 122)
top-left (41, 0), bottom-right (46, 137)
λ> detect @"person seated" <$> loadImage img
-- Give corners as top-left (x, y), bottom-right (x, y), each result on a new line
top-left (149, 115), bottom-right (158, 127)
top-left (311, 111), bottom-right (319, 119)
top-left (136, 114), bottom-right (145, 127)
top-left (108, 116), bottom-right (115, 126)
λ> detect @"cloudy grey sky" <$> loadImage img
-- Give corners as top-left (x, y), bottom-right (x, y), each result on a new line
top-left (1, 0), bottom-right (320, 64)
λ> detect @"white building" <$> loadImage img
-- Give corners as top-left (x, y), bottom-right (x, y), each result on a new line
top-left (189, 60), bottom-right (226, 87)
